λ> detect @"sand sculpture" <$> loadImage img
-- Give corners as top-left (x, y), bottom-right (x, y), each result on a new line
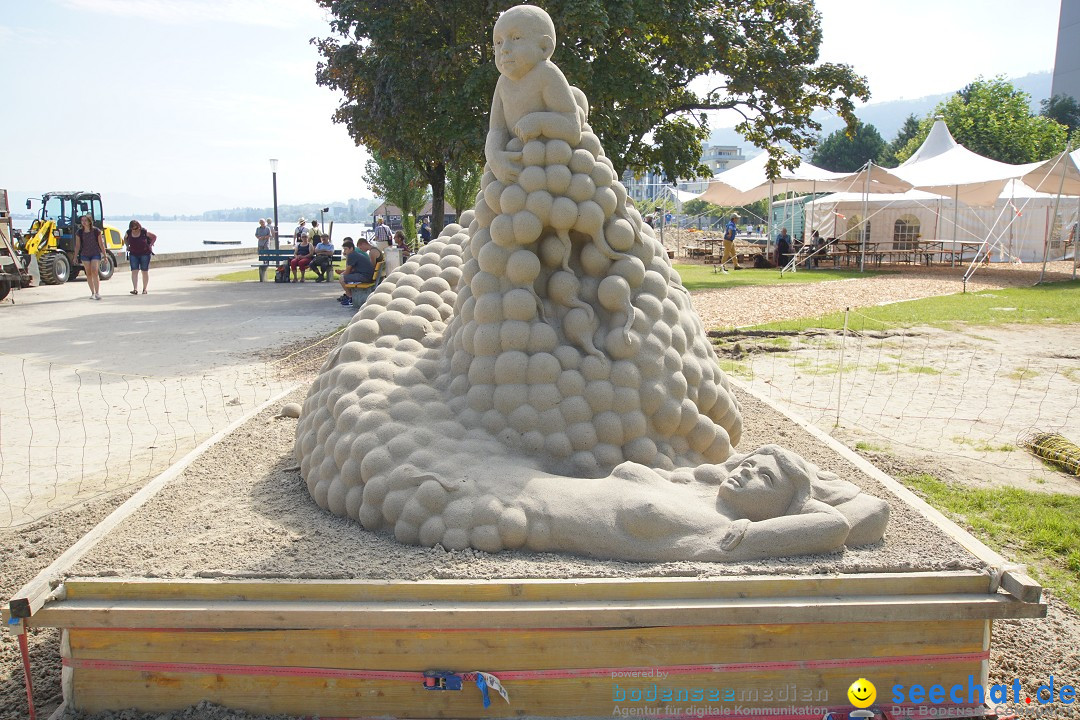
top-left (294, 4), bottom-right (889, 561)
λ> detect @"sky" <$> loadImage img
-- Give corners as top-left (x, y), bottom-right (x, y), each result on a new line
top-left (1, 0), bottom-right (1064, 215)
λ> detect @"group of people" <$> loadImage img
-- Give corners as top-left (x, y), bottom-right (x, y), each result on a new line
top-left (286, 216), bottom-right (333, 282)
top-left (264, 214), bottom-right (437, 309)
top-left (713, 215), bottom-right (833, 271)
top-left (775, 228), bottom-right (830, 268)
top-left (74, 215), bottom-right (159, 299)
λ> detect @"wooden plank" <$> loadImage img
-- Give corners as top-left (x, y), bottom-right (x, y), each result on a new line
top-left (728, 377), bottom-right (1047, 608)
top-left (999, 571), bottom-right (1042, 604)
top-left (68, 620), bottom-right (986, 670)
top-left (3, 384), bottom-right (301, 624)
top-left (60, 570), bottom-right (991, 604)
top-left (30, 593), bottom-right (1045, 631)
top-left (68, 661), bottom-right (987, 717)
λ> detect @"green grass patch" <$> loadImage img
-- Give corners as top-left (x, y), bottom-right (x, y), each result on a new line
top-left (903, 365), bottom-right (942, 375)
top-left (793, 359), bottom-right (860, 376)
top-left (749, 280), bottom-right (1080, 332)
top-left (949, 436), bottom-right (1016, 452)
top-left (673, 265), bottom-right (882, 291)
top-left (206, 269), bottom-right (261, 282)
top-left (718, 358), bottom-right (754, 379)
top-left (1008, 367), bottom-right (1040, 381)
top-left (902, 473), bottom-right (1080, 611)
top-left (855, 441), bottom-right (889, 452)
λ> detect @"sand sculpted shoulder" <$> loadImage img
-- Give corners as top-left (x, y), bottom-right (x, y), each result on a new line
top-left (293, 4), bottom-right (888, 562)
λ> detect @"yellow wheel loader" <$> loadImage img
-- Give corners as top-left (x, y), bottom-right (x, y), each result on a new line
top-left (18, 191), bottom-right (124, 285)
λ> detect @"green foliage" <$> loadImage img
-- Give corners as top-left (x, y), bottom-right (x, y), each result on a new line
top-left (878, 114), bottom-right (921, 168)
top-left (811, 121), bottom-right (886, 172)
top-left (683, 199), bottom-right (724, 218)
top-left (315, 0), bottom-right (870, 198)
top-left (1041, 94), bottom-right (1080, 138)
top-left (362, 151), bottom-right (430, 227)
top-left (895, 77), bottom-right (1068, 164)
top-left (446, 162), bottom-right (483, 222)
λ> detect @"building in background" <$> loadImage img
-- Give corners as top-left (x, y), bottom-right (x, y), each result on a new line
top-left (1052, 0), bottom-right (1080, 101)
top-left (622, 145), bottom-right (748, 205)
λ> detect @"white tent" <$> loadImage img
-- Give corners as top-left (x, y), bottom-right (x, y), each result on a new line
top-left (804, 179), bottom-right (1075, 263)
top-left (890, 118), bottom-right (1039, 207)
top-left (693, 151), bottom-right (911, 206)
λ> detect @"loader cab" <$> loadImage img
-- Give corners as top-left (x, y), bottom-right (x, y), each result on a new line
top-left (34, 192), bottom-right (104, 254)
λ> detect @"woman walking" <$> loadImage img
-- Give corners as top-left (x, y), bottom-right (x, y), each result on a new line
top-left (74, 215), bottom-right (106, 300)
top-left (124, 220), bottom-right (157, 294)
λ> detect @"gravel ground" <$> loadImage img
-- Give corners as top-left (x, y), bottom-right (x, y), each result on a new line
top-left (2, 262), bottom-right (1077, 720)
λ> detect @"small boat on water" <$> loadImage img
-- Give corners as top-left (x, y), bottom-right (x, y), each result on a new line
top-left (203, 240), bottom-right (242, 245)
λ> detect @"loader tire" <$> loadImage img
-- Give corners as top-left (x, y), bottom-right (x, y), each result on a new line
top-left (98, 252), bottom-right (116, 281)
top-left (39, 252), bottom-right (71, 285)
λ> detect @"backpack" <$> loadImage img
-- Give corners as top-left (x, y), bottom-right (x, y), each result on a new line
top-left (274, 264), bottom-right (289, 283)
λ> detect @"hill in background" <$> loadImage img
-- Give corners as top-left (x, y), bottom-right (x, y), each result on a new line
top-left (710, 71), bottom-right (1052, 155)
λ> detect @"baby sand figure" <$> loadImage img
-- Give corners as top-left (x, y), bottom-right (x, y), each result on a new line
top-left (486, 5), bottom-right (582, 185)
top-left (292, 4), bottom-right (891, 563)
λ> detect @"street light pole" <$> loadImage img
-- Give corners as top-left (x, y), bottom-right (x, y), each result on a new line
top-left (270, 158), bottom-right (279, 250)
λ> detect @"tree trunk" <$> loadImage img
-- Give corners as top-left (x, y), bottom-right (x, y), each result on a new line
top-left (428, 162), bottom-right (446, 237)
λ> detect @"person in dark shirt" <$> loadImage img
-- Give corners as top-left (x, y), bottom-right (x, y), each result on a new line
top-left (74, 215), bottom-right (106, 300)
top-left (338, 237), bottom-right (376, 307)
top-left (124, 220), bottom-right (157, 294)
top-left (775, 227), bottom-right (793, 268)
top-left (419, 218), bottom-right (431, 245)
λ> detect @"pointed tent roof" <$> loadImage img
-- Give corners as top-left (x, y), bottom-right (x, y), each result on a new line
top-left (891, 118), bottom-right (1038, 206)
top-left (1021, 147), bottom-right (1080, 197)
top-left (693, 152), bottom-right (911, 206)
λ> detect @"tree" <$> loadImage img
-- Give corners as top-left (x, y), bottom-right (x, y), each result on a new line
top-left (683, 199), bottom-right (723, 218)
top-left (1041, 94), bottom-right (1080, 138)
top-left (811, 121), bottom-right (886, 172)
top-left (315, 0), bottom-right (869, 231)
top-left (895, 77), bottom-right (1068, 165)
top-left (363, 151), bottom-right (430, 248)
top-left (878, 114), bottom-right (921, 168)
top-left (445, 162), bottom-right (483, 224)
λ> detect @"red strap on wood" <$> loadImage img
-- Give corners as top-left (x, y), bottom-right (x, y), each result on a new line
top-left (18, 628), bottom-right (37, 720)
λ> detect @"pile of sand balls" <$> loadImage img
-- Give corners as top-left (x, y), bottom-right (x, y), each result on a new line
top-left (294, 129), bottom-right (743, 552)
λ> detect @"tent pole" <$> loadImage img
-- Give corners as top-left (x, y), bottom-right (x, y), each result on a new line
top-left (859, 161), bottom-right (870, 272)
top-left (1041, 148), bottom-right (1070, 284)
top-left (767, 180), bottom-right (775, 262)
top-left (951, 185), bottom-right (959, 268)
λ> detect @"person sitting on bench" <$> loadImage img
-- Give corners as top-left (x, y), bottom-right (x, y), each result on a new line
top-left (310, 234), bottom-right (335, 282)
top-left (338, 237), bottom-right (375, 307)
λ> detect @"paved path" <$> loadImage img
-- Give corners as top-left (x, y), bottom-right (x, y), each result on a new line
top-left (3, 260), bottom-right (349, 375)
top-left (0, 262), bottom-right (349, 526)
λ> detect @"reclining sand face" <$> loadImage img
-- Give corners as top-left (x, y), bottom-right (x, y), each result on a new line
top-left (293, 4), bottom-right (888, 562)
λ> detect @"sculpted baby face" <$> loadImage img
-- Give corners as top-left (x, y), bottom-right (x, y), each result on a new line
top-left (717, 452), bottom-right (798, 521)
top-left (493, 8), bottom-right (554, 80)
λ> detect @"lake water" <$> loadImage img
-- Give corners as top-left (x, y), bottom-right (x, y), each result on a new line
top-left (105, 220), bottom-right (373, 255)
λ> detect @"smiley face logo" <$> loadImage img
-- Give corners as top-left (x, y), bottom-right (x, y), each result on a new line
top-left (847, 678), bottom-right (876, 708)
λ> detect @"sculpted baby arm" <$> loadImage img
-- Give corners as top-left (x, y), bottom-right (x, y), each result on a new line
top-left (513, 62), bottom-right (582, 145)
top-left (486, 81), bottom-right (524, 184)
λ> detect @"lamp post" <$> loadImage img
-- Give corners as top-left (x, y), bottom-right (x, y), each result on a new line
top-left (270, 158), bottom-right (279, 250)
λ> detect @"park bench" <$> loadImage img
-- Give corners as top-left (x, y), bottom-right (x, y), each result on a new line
top-left (255, 248), bottom-right (343, 282)
top-left (342, 260), bottom-right (386, 306)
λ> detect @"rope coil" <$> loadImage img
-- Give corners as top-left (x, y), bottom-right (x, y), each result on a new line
top-left (1019, 430), bottom-right (1080, 476)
